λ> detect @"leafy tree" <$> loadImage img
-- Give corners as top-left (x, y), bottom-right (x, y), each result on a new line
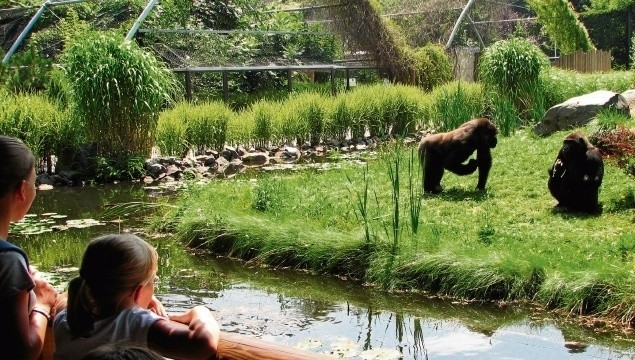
top-left (526, 0), bottom-right (595, 54)
top-left (589, 0), bottom-right (635, 12)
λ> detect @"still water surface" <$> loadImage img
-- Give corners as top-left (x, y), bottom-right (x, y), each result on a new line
top-left (12, 183), bottom-right (635, 360)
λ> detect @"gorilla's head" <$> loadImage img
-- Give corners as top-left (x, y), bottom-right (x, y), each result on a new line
top-left (561, 132), bottom-right (589, 159)
top-left (474, 118), bottom-right (498, 149)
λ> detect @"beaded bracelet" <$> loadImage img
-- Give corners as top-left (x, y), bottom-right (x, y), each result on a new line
top-left (32, 307), bottom-right (51, 323)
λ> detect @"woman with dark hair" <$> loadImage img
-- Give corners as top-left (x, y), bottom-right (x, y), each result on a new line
top-left (0, 135), bottom-right (60, 359)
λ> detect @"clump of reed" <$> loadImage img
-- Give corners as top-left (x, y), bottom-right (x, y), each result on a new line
top-left (0, 93), bottom-right (81, 171)
top-left (423, 81), bottom-right (484, 132)
top-left (156, 101), bottom-right (234, 156)
top-left (63, 30), bottom-right (178, 158)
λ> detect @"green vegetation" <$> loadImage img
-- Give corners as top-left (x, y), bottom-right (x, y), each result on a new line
top-left (152, 127), bottom-right (635, 325)
top-left (156, 101), bottom-right (232, 156)
top-left (526, 0), bottom-right (595, 55)
top-left (0, 92), bottom-right (80, 170)
top-left (63, 30), bottom-right (178, 158)
top-left (477, 38), bottom-right (551, 134)
top-left (412, 43), bottom-right (453, 91)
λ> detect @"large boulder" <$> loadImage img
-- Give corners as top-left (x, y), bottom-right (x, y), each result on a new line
top-left (620, 89), bottom-right (635, 118)
top-left (533, 90), bottom-right (629, 136)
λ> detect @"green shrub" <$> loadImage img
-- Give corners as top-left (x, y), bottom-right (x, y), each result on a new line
top-left (0, 46), bottom-right (52, 95)
top-left (526, 0), bottom-right (594, 55)
top-left (63, 30), bottom-right (178, 158)
top-left (412, 43), bottom-right (453, 91)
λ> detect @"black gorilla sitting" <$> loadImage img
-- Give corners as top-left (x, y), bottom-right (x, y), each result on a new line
top-left (548, 132), bottom-right (604, 213)
top-left (418, 118), bottom-right (498, 194)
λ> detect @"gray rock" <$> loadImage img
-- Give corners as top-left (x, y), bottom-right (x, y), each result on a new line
top-left (147, 163), bottom-right (166, 178)
top-left (620, 89), bottom-right (635, 118)
top-left (221, 146), bottom-right (239, 161)
top-left (533, 90), bottom-right (629, 136)
top-left (241, 152), bottom-right (269, 166)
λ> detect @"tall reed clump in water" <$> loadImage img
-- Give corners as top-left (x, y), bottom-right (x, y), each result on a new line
top-left (63, 30), bottom-right (178, 159)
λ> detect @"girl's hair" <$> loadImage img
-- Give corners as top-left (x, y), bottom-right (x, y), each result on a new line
top-left (0, 135), bottom-right (35, 198)
top-left (81, 344), bottom-right (163, 360)
top-left (67, 234), bottom-right (158, 337)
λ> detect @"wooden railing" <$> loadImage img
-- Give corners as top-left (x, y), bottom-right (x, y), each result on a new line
top-left (552, 50), bottom-right (612, 73)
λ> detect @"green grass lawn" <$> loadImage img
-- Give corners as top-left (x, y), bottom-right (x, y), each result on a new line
top-left (152, 127), bottom-right (635, 326)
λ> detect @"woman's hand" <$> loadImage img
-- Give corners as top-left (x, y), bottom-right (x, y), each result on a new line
top-left (148, 295), bottom-right (167, 318)
top-left (30, 268), bottom-right (57, 310)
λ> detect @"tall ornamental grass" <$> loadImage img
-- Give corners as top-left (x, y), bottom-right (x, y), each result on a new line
top-left (156, 101), bottom-right (233, 156)
top-left (478, 38), bottom-right (550, 131)
top-left (288, 92), bottom-right (327, 145)
top-left (184, 102), bottom-right (232, 154)
top-left (63, 31), bottom-right (178, 157)
top-left (325, 98), bottom-right (353, 141)
top-left (250, 100), bottom-right (277, 148)
top-left (0, 93), bottom-right (81, 169)
top-left (156, 103), bottom-right (189, 157)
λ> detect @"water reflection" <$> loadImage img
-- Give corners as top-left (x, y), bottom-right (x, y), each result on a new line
top-left (11, 185), bottom-right (635, 359)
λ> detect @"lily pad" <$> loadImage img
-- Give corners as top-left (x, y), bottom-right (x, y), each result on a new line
top-left (359, 348), bottom-right (402, 360)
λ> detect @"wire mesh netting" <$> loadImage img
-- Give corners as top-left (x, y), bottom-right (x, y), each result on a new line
top-left (0, 7), bottom-right (33, 53)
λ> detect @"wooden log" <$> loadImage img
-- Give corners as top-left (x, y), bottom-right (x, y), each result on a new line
top-left (40, 328), bottom-right (332, 360)
top-left (218, 332), bottom-right (333, 360)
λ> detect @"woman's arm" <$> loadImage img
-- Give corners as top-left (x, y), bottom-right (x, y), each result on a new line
top-left (147, 305), bottom-right (219, 360)
top-left (0, 291), bottom-right (50, 360)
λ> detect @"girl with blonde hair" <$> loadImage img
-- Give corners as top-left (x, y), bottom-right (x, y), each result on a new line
top-left (54, 234), bottom-right (220, 360)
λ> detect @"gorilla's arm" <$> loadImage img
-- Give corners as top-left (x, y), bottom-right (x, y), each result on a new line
top-left (583, 149), bottom-right (604, 185)
top-left (476, 147), bottom-right (492, 190)
top-left (442, 145), bottom-right (478, 175)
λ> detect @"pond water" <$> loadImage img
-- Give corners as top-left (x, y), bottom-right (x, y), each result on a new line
top-left (11, 182), bottom-right (635, 359)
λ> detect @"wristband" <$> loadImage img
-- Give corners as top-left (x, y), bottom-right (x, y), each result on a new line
top-left (32, 306), bottom-right (51, 323)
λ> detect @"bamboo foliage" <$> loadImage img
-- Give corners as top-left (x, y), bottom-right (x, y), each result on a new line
top-left (63, 31), bottom-right (178, 157)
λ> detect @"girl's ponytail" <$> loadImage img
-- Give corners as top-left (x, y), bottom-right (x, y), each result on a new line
top-left (66, 276), bottom-right (95, 337)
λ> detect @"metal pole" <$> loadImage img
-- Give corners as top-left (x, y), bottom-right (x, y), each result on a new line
top-left (125, 0), bottom-right (159, 41)
top-left (222, 71), bottom-right (229, 103)
top-left (445, 0), bottom-right (478, 49)
top-left (49, 0), bottom-right (93, 5)
top-left (287, 69), bottom-right (292, 94)
top-left (466, 14), bottom-right (485, 49)
top-left (330, 67), bottom-right (336, 95)
top-left (2, 0), bottom-right (50, 64)
top-left (185, 71), bottom-right (192, 101)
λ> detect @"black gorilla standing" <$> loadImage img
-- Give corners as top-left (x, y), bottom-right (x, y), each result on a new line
top-left (548, 132), bottom-right (604, 213)
top-left (418, 118), bottom-right (498, 194)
